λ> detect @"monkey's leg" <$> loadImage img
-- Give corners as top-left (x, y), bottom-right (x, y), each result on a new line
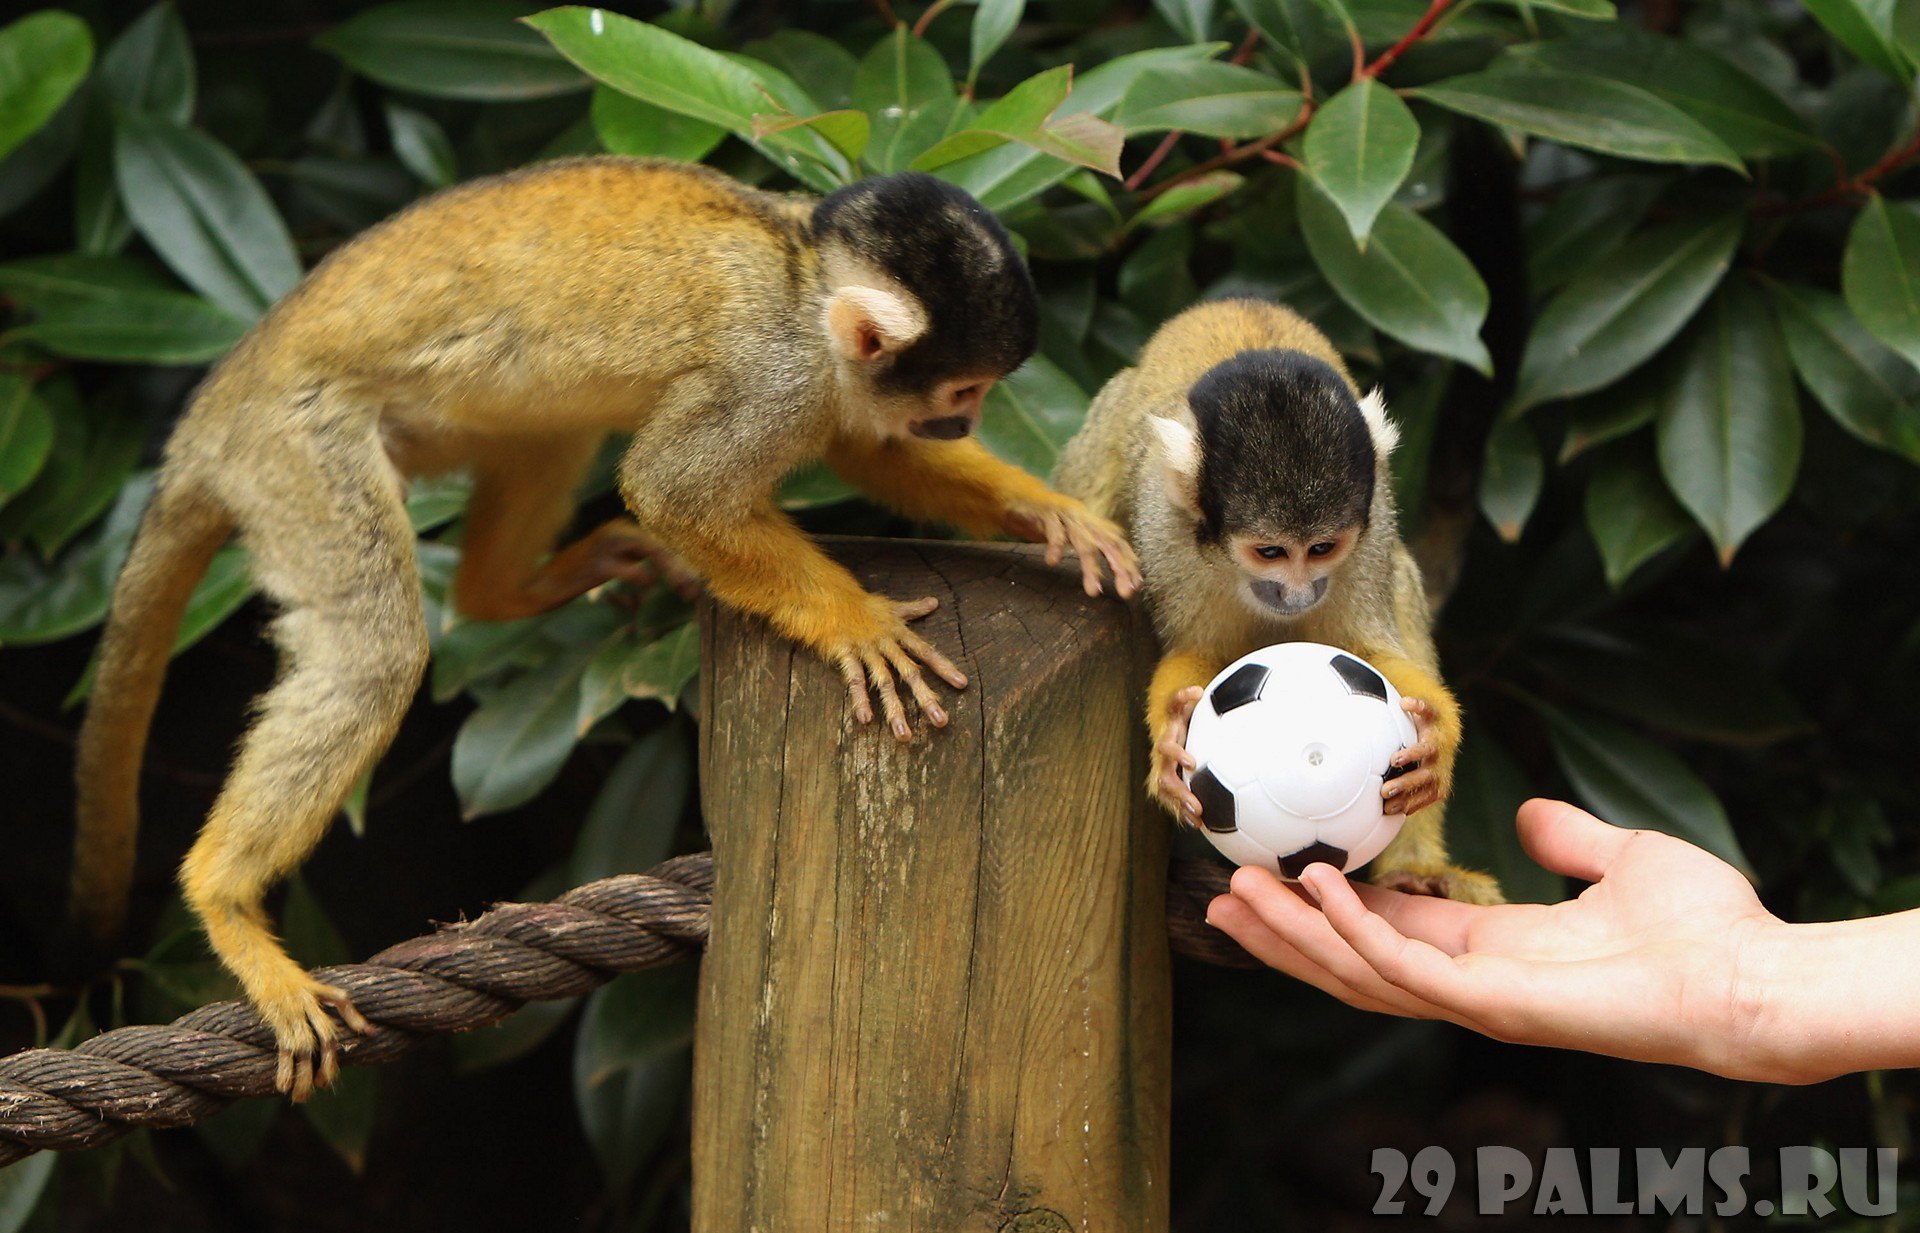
top-left (452, 437), bottom-right (698, 623)
top-left (182, 434), bottom-right (428, 1100)
top-left (1364, 654), bottom-right (1502, 905)
top-left (824, 434), bottom-right (1141, 598)
top-left (1147, 651), bottom-right (1223, 824)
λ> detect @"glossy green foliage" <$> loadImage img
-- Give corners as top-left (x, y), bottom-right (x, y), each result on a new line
top-left (0, 1), bottom-right (1916, 1227)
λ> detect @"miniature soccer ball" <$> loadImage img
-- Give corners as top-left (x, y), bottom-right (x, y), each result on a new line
top-left (1183, 642), bottom-right (1418, 879)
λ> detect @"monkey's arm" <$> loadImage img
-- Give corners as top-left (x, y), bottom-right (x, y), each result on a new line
top-left (622, 420), bottom-right (965, 739)
top-left (1360, 652), bottom-right (1461, 819)
top-left (1146, 649), bottom-right (1225, 824)
top-left (824, 433), bottom-right (1141, 598)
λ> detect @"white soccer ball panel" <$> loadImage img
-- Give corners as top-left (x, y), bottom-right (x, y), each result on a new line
top-left (1182, 642), bottom-right (1415, 879)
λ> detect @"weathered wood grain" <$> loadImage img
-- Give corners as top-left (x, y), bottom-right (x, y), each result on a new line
top-left (693, 539), bottom-right (1169, 1233)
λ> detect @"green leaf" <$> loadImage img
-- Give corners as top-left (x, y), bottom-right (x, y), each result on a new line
top-left (970, 0), bottom-right (1027, 80)
top-left (5, 391), bottom-right (144, 559)
top-left (1153, 0), bottom-right (1218, 41)
top-left (572, 971), bottom-right (694, 1193)
top-left (383, 102), bottom-right (457, 187)
top-left (1803, 0), bottom-right (1911, 81)
top-left (0, 253), bottom-right (248, 364)
top-left (1583, 448), bottom-right (1691, 587)
top-left (744, 29), bottom-right (858, 109)
top-left (1557, 378), bottom-right (1659, 461)
top-left (752, 107), bottom-right (870, 163)
top-left (316, 0), bottom-right (586, 100)
top-left (1409, 60), bottom-right (1746, 172)
top-left (1301, 78), bottom-right (1419, 245)
top-left (979, 355), bottom-right (1090, 476)
top-left (1540, 703), bottom-right (1751, 876)
top-left (1477, 415), bottom-right (1542, 541)
top-left (0, 375), bottom-right (55, 508)
top-left (576, 621), bottom-right (699, 733)
top-left (590, 85), bottom-right (725, 162)
top-left (1511, 212), bottom-right (1742, 413)
top-left (915, 66), bottom-right (1121, 178)
top-left (1478, 0), bottom-right (1615, 15)
top-left (1655, 280), bottom-right (1802, 565)
top-left (941, 44), bottom-right (1221, 210)
top-left (1444, 736), bottom-right (1564, 904)
top-left (1298, 178), bottom-right (1492, 373)
top-left (0, 1151), bottom-right (55, 1233)
top-left (1842, 194), bottom-right (1920, 373)
top-left (571, 723), bottom-right (691, 885)
top-left (852, 27), bottom-right (957, 173)
top-left (113, 114), bottom-right (303, 319)
top-left (1517, 31), bottom-right (1812, 160)
top-left (1128, 170), bottom-right (1244, 229)
top-left (527, 8), bottom-right (841, 188)
top-left (0, 474), bottom-right (145, 646)
top-left (99, 3), bottom-right (195, 122)
top-left (1770, 280), bottom-right (1920, 464)
top-left (0, 11), bottom-right (92, 163)
top-left (1527, 633), bottom-right (1810, 746)
top-left (451, 630), bottom-right (610, 818)
top-left (1524, 174), bottom-right (1664, 296)
top-left (1117, 61), bottom-right (1303, 140)
top-left (303, 1067), bottom-right (378, 1174)
top-left (778, 460), bottom-right (858, 509)
top-left (0, 85), bottom-right (82, 224)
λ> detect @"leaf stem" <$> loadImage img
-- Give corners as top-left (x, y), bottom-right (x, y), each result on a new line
top-left (1135, 100), bottom-right (1316, 203)
top-left (912, 0), bottom-right (955, 39)
top-left (1360, 0), bottom-right (1451, 80)
top-left (1125, 132), bottom-right (1185, 191)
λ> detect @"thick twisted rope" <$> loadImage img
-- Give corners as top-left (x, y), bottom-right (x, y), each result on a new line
top-left (0, 856), bottom-right (1245, 1167)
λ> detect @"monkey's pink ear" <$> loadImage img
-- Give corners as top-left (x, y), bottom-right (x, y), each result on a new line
top-left (1149, 414), bottom-right (1202, 517)
top-left (824, 286), bottom-right (929, 362)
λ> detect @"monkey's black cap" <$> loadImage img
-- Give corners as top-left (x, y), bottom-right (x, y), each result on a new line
top-left (1189, 349), bottom-right (1376, 543)
top-left (813, 172), bottom-right (1039, 392)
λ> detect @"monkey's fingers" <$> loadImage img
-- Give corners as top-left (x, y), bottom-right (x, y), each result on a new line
top-left (837, 655), bottom-right (876, 726)
top-left (881, 642), bottom-right (949, 728)
top-left (1152, 753), bottom-right (1204, 823)
top-left (1383, 765), bottom-right (1438, 816)
top-left (1166, 684), bottom-right (1204, 726)
top-left (894, 596), bottom-right (941, 622)
top-left (317, 984), bottom-right (372, 1036)
top-left (896, 625), bottom-right (968, 690)
top-left (861, 649), bottom-right (912, 740)
top-left (1061, 517), bottom-right (1106, 596)
top-left (1039, 512), bottom-right (1069, 569)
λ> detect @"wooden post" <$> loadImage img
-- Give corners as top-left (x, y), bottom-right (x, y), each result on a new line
top-left (694, 540), bottom-right (1170, 1233)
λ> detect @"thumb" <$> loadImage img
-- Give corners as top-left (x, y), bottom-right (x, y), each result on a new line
top-left (1515, 798), bottom-right (1636, 883)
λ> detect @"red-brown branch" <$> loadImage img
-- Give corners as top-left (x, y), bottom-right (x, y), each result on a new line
top-left (1360, 0), bottom-right (1450, 79)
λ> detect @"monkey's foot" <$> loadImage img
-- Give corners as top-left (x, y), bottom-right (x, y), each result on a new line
top-left (587, 520), bottom-right (702, 601)
top-left (1003, 499), bottom-right (1142, 599)
top-left (1384, 696), bottom-right (1448, 816)
top-left (254, 975), bottom-right (373, 1102)
top-left (1372, 864), bottom-right (1504, 905)
top-left (1149, 685), bottom-right (1205, 825)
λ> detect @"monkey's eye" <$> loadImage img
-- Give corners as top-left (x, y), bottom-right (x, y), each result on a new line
top-left (1307, 541), bottom-right (1337, 557)
top-left (1255, 545), bottom-right (1288, 560)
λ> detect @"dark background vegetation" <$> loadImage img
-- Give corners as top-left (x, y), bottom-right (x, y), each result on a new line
top-left (1, 0), bottom-right (1917, 1227)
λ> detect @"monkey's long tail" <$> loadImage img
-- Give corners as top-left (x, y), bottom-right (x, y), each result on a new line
top-left (71, 476), bottom-right (233, 942)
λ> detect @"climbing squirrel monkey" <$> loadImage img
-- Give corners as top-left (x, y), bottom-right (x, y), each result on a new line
top-left (1053, 297), bottom-right (1498, 904)
top-left (71, 158), bottom-right (1139, 1100)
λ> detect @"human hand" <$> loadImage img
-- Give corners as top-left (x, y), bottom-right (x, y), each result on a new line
top-left (1206, 799), bottom-right (1791, 1080)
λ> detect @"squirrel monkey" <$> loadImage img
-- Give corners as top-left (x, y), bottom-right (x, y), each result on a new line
top-left (1054, 297), bottom-right (1498, 904)
top-left (71, 158), bottom-right (1139, 1100)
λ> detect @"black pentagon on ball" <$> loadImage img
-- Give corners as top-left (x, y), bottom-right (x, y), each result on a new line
top-left (1279, 841), bottom-right (1350, 879)
top-left (1329, 653), bottom-right (1387, 702)
top-left (1188, 766), bottom-right (1238, 833)
top-left (1209, 663), bottom-right (1269, 716)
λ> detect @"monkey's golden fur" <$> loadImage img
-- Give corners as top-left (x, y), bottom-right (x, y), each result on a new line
top-left (1055, 299), bottom-right (1499, 903)
top-left (74, 157), bottom-right (1131, 1098)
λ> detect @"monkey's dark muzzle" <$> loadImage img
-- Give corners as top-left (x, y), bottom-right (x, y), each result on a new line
top-left (1250, 577), bottom-right (1328, 616)
top-left (910, 415), bottom-right (975, 441)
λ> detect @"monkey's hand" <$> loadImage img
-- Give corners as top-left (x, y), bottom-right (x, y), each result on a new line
top-left (578, 519), bottom-right (703, 603)
top-left (1150, 685), bottom-right (1206, 825)
top-left (823, 594), bottom-right (970, 741)
top-left (1383, 696), bottom-right (1451, 817)
top-left (253, 970), bottom-right (373, 1102)
top-left (1003, 497), bottom-right (1142, 600)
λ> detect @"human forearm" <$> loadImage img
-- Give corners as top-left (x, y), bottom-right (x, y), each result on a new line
top-left (1739, 910), bottom-right (1920, 1084)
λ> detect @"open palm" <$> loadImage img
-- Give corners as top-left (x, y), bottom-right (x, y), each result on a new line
top-left (1207, 799), bottom-right (1785, 1079)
